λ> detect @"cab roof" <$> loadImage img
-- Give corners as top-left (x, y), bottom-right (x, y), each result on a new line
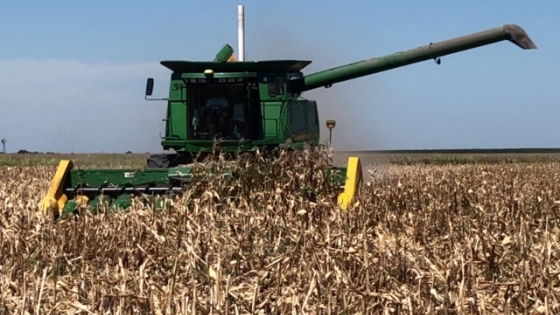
top-left (160, 60), bottom-right (312, 73)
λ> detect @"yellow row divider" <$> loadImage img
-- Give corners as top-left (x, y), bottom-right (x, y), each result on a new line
top-left (337, 156), bottom-right (363, 210)
top-left (39, 160), bottom-right (73, 217)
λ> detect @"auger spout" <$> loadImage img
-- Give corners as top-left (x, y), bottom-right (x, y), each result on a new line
top-left (297, 24), bottom-right (537, 92)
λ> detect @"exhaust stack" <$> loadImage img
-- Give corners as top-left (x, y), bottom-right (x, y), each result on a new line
top-left (238, 5), bottom-right (245, 61)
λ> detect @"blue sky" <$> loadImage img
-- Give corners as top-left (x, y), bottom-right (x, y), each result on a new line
top-left (0, 1), bottom-right (556, 153)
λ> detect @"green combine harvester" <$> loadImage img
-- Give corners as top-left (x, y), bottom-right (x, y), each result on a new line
top-left (40, 23), bottom-right (536, 218)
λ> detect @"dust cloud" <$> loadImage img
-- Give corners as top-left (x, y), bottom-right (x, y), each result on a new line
top-left (246, 26), bottom-right (391, 152)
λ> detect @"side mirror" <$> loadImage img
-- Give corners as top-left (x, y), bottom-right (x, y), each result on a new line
top-left (145, 78), bottom-right (154, 96)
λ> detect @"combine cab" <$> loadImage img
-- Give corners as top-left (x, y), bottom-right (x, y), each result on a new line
top-left (40, 23), bottom-right (536, 218)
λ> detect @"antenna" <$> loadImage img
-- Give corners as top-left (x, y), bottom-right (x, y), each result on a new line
top-left (238, 5), bottom-right (245, 61)
top-left (1, 138), bottom-right (6, 154)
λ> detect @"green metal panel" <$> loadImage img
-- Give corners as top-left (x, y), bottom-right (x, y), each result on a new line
top-left (68, 168), bottom-right (172, 188)
top-left (64, 165), bottom-right (239, 192)
top-left (261, 101), bottom-right (283, 140)
top-left (183, 140), bottom-right (254, 153)
top-left (259, 73), bottom-right (286, 102)
top-left (181, 72), bottom-right (257, 79)
top-left (65, 165), bottom-right (344, 191)
top-left (167, 102), bottom-right (186, 141)
top-left (165, 78), bottom-right (187, 142)
top-left (297, 24), bottom-right (537, 92)
top-left (214, 44), bottom-right (234, 62)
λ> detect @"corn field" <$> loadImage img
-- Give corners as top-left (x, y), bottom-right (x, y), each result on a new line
top-left (1, 151), bottom-right (560, 314)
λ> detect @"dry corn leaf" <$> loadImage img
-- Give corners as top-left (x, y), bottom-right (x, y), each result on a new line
top-left (1, 154), bottom-right (560, 314)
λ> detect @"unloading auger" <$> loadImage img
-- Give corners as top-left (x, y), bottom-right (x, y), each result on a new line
top-left (40, 24), bottom-right (536, 218)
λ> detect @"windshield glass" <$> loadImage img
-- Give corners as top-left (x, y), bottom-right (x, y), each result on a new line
top-left (186, 79), bottom-right (255, 140)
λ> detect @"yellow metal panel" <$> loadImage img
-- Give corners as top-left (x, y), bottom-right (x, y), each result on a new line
top-left (337, 157), bottom-right (363, 210)
top-left (39, 160), bottom-right (73, 217)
